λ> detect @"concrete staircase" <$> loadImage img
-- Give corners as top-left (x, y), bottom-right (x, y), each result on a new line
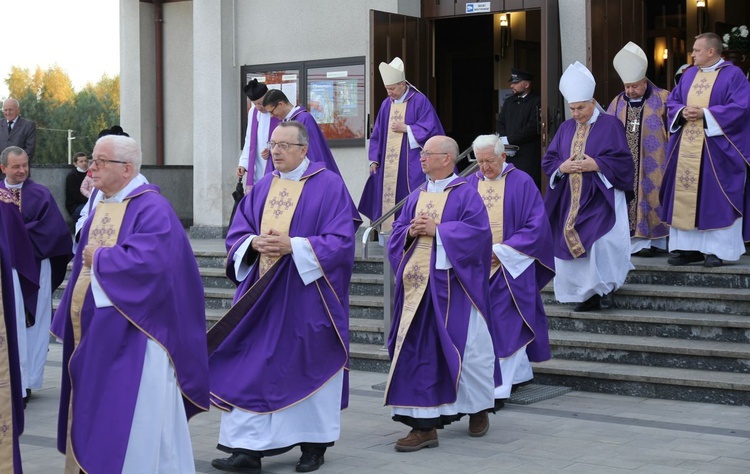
top-left (54, 241), bottom-right (750, 405)
top-left (536, 255), bottom-right (750, 405)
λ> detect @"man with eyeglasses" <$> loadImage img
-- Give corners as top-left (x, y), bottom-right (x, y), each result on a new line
top-left (0, 98), bottom-right (36, 161)
top-left (466, 134), bottom-right (554, 425)
top-left (358, 57), bottom-right (444, 234)
top-left (237, 79), bottom-right (280, 192)
top-left (73, 126), bottom-right (149, 251)
top-left (0, 146), bottom-right (72, 405)
top-left (210, 121), bottom-right (359, 473)
top-left (51, 134), bottom-right (209, 473)
top-left (262, 89), bottom-right (343, 177)
top-left (385, 135), bottom-right (495, 452)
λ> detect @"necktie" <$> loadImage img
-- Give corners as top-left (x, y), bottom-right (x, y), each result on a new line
top-left (7, 122), bottom-right (11, 134)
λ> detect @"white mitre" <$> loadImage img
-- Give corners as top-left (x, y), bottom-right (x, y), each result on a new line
top-left (379, 57), bottom-right (406, 86)
top-left (613, 42), bottom-right (648, 83)
top-left (559, 61), bottom-right (596, 103)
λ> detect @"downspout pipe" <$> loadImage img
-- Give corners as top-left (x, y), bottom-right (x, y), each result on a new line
top-left (154, 0), bottom-right (165, 165)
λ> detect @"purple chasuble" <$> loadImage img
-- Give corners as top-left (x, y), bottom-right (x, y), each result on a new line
top-left (385, 178), bottom-right (492, 408)
top-left (248, 108), bottom-right (281, 180)
top-left (658, 63), bottom-right (750, 238)
top-left (52, 184), bottom-right (209, 474)
top-left (358, 86), bottom-right (445, 221)
top-left (467, 167), bottom-right (554, 367)
top-left (265, 107), bottom-right (342, 177)
top-left (210, 161), bottom-right (356, 413)
top-left (607, 82), bottom-right (670, 240)
top-left (1, 179), bottom-right (72, 303)
top-left (0, 189), bottom-right (40, 318)
top-left (542, 114), bottom-right (634, 260)
top-left (0, 199), bottom-right (27, 474)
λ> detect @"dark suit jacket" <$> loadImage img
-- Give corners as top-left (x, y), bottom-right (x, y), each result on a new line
top-left (0, 116), bottom-right (36, 159)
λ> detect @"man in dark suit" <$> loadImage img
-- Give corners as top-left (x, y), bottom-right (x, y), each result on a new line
top-left (497, 69), bottom-right (541, 189)
top-left (1, 98), bottom-right (36, 160)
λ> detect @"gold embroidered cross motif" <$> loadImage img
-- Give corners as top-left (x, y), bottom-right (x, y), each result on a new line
top-left (683, 125), bottom-right (703, 144)
top-left (89, 214), bottom-right (116, 245)
top-left (404, 262), bottom-right (426, 291)
top-left (692, 77), bottom-right (711, 96)
top-left (678, 168), bottom-right (697, 190)
top-left (268, 188), bottom-right (294, 220)
top-left (390, 108), bottom-right (404, 124)
top-left (385, 147), bottom-right (399, 166)
top-left (383, 184), bottom-right (395, 204)
top-left (481, 187), bottom-right (501, 210)
top-left (422, 201), bottom-right (440, 222)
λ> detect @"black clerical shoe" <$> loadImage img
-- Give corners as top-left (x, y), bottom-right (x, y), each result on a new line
top-left (634, 247), bottom-right (655, 258)
top-left (296, 452), bottom-right (325, 472)
top-left (667, 250), bottom-right (704, 266)
top-left (511, 380), bottom-right (533, 393)
top-left (211, 452), bottom-right (261, 473)
top-left (600, 292), bottom-right (614, 309)
top-left (574, 294), bottom-right (601, 312)
top-left (704, 254), bottom-right (723, 268)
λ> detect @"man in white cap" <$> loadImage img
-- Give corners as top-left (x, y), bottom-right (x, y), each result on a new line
top-left (542, 62), bottom-right (634, 312)
top-left (358, 57), bottom-right (444, 233)
top-left (659, 33), bottom-right (750, 268)
top-left (606, 42), bottom-right (670, 257)
top-left (237, 79), bottom-right (280, 192)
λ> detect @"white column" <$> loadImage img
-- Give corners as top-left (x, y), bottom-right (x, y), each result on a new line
top-left (192, 0), bottom-right (240, 236)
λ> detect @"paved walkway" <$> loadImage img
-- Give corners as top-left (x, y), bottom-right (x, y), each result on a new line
top-left (19, 343), bottom-right (750, 473)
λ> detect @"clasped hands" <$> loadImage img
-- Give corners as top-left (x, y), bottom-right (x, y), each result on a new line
top-left (409, 213), bottom-right (437, 238)
top-left (251, 229), bottom-right (292, 258)
top-left (682, 106), bottom-right (705, 122)
top-left (560, 154), bottom-right (599, 174)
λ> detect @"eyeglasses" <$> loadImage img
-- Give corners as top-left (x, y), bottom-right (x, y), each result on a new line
top-left (267, 141), bottom-right (304, 151)
top-left (91, 158), bottom-right (128, 167)
top-left (420, 150), bottom-right (449, 158)
top-left (265, 103), bottom-right (279, 114)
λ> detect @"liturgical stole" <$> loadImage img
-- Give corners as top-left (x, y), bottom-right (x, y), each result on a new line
top-left (385, 189), bottom-right (451, 398)
top-left (671, 70), bottom-right (718, 230)
top-left (564, 123), bottom-right (591, 258)
top-left (381, 102), bottom-right (407, 233)
top-left (258, 176), bottom-right (306, 276)
top-left (66, 200), bottom-right (129, 474)
top-left (478, 177), bottom-right (506, 277)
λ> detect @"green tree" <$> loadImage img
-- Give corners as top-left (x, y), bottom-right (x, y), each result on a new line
top-left (3, 66), bottom-right (120, 164)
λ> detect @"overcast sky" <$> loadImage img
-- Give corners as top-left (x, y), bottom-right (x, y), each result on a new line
top-left (0, 0), bottom-right (120, 99)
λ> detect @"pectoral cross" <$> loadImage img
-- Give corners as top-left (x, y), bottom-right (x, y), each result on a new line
top-left (629, 118), bottom-right (640, 133)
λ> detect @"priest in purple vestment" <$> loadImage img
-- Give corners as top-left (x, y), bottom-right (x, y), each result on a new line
top-left (542, 62), bottom-right (634, 312)
top-left (607, 42), bottom-right (670, 256)
top-left (467, 134), bottom-right (554, 408)
top-left (386, 135), bottom-right (495, 452)
top-left (262, 89), bottom-right (343, 177)
top-left (237, 79), bottom-right (280, 192)
top-left (51, 135), bottom-right (209, 474)
top-left (659, 33), bottom-right (750, 268)
top-left (0, 146), bottom-right (72, 401)
top-left (209, 121), bottom-right (359, 474)
top-left (357, 57), bottom-right (445, 229)
top-left (0, 192), bottom-right (30, 474)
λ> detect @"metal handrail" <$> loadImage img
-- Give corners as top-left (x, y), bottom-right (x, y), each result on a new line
top-left (361, 145), bottom-right (478, 257)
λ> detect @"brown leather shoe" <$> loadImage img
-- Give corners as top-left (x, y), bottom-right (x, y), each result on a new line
top-left (395, 428), bottom-right (439, 452)
top-left (468, 411), bottom-right (489, 437)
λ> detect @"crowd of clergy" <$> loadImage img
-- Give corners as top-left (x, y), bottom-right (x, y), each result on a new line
top-left (0, 29), bottom-right (747, 474)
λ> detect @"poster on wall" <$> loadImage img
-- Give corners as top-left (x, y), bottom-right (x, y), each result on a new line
top-left (240, 57), bottom-right (365, 147)
top-left (306, 59), bottom-right (365, 144)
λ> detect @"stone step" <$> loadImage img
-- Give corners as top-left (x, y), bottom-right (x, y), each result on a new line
top-left (548, 330), bottom-right (750, 373)
top-left (532, 358), bottom-right (750, 405)
top-left (349, 294), bottom-right (385, 320)
top-left (350, 273), bottom-right (385, 296)
top-left (543, 283), bottom-right (750, 314)
top-left (350, 318), bottom-right (385, 345)
top-left (201, 267), bottom-right (236, 289)
top-left (545, 304), bottom-right (750, 343)
top-left (626, 255), bottom-right (750, 289)
top-left (349, 342), bottom-right (390, 373)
